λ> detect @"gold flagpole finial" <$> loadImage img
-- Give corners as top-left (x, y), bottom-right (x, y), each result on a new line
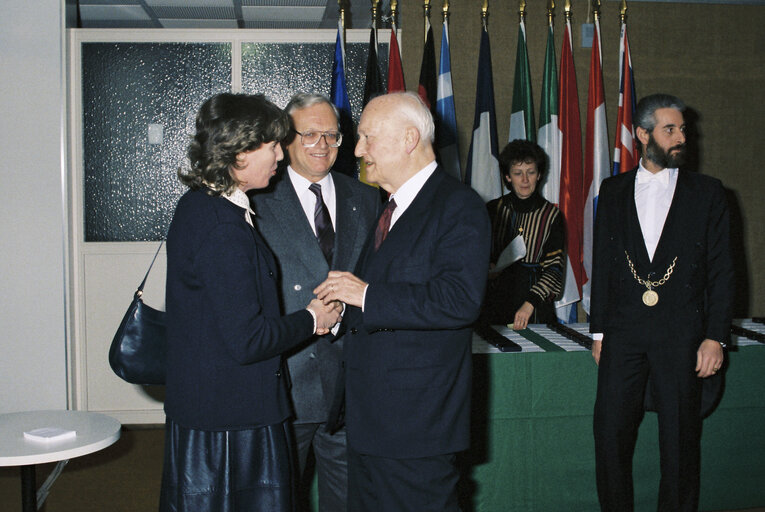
top-left (482, 0), bottom-right (489, 29)
top-left (442, 0), bottom-right (450, 22)
top-left (564, 0), bottom-right (572, 20)
top-left (547, 0), bottom-right (555, 24)
top-left (423, 0), bottom-right (431, 43)
top-left (391, 0), bottom-right (398, 28)
top-left (592, 0), bottom-right (601, 22)
top-left (338, 0), bottom-right (347, 29)
top-left (371, 0), bottom-right (380, 28)
top-left (519, 0), bottom-right (527, 21)
top-left (620, 0), bottom-right (628, 23)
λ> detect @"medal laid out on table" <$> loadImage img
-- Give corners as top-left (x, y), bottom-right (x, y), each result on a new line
top-left (624, 252), bottom-right (677, 307)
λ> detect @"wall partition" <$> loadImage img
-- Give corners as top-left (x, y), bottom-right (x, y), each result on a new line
top-left (68, 28), bottom-right (390, 424)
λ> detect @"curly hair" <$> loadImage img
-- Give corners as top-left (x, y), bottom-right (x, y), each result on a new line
top-left (499, 139), bottom-right (548, 181)
top-left (179, 93), bottom-right (290, 195)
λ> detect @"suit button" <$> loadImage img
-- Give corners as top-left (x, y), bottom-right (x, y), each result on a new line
top-left (309, 353), bottom-right (317, 359)
top-left (275, 369), bottom-right (282, 378)
top-left (268, 270), bottom-right (274, 277)
top-left (350, 328), bottom-right (358, 334)
top-left (294, 284), bottom-right (302, 291)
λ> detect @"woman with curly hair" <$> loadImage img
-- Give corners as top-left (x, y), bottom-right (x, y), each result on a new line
top-left (160, 93), bottom-right (341, 512)
top-left (482, 139), bottom-right (565, 330)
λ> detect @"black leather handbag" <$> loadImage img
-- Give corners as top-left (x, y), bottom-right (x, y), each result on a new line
top-left (109, 243), bottom-right (166, 385)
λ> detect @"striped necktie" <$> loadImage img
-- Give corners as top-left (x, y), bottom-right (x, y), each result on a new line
top-left (309, 183), bottom-right (335, 263)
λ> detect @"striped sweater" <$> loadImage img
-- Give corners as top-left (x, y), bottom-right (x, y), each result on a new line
top-left (487, 192), bottom-right (565, 308)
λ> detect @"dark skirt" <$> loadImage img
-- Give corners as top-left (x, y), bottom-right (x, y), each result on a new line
top-left (481, 262), bottom-right (556, 326)
top-left (159, 418), bottom-right (295, 512)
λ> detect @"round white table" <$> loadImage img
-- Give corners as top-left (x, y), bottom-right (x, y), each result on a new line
top-left (0, 410), bottom-right (121, 512)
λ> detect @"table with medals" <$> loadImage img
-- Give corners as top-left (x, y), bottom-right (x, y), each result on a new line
top-left (460, 319), bottom-right (765, 512)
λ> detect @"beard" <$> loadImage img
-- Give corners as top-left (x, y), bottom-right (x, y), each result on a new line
top-left (645, 133), bottom-right (686, 169)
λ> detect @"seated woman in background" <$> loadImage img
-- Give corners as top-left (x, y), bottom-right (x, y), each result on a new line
top-left (482, 139), bottom-right (565, 330)
top-left (160, 93), bottom-right (341, 512)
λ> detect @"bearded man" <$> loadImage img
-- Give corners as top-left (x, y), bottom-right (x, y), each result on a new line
top-left (589, 93), bottom-right (734, 511)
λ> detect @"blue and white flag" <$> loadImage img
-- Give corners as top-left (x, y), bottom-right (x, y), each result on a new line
top-left (465, 26), bottom-right (501, 202)
top-left (436, 17), bottom-right (461, 181)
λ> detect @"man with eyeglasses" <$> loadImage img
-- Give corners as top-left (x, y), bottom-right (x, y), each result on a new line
top-left (252, 92), bottom-right (380, 511)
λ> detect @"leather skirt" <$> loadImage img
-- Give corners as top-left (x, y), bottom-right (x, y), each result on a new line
top-left (159, 418), bottom-right (295, 512)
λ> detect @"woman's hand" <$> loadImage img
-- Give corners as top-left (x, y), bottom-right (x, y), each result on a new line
top-left (307, 298), bottom-right (343, 335)
top-left (512, 301), bottom-right (534, 330)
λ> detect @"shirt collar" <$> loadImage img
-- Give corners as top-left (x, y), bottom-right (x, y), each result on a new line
top-left (636, 159), bottom-right (676, 186)
top-left (287, 166), bottom-right (334, 194)
top-left (390, 160), bottom-right (438, 213)
top-left (223, 188), bottom-right (255, 226)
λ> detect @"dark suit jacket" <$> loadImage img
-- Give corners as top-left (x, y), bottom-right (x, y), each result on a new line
top-left (252, 171), bottom-right (380, 424)
top-left (164, 188), bottom-right (314, 430)
top-left (590, 168), bottom-right (733, 346)
top-left (343, 168), bottom-right (491, 459)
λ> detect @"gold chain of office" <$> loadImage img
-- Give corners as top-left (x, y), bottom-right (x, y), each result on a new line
top-left (624, 252), bottom-right (678, 307)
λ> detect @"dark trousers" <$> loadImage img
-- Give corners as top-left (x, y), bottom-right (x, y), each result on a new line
top-left (347, 446), bottom-right (460, 512)
top-left (293, 422), bottom-right (348, 512)
top-left (593, 329), bottom-right (703, 512)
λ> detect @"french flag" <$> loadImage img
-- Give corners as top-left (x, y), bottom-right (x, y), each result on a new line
top-left (582, 16), bottom-right (609, 315)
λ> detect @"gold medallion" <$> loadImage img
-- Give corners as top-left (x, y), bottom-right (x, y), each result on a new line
top-left (642, 289), bottom-right (659, 307)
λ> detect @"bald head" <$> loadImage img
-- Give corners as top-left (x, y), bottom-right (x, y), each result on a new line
top-left (355, 92), bottom-right (436, 193)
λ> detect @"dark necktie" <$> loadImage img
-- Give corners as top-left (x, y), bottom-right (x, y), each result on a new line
top-left (374, 198), bottom-right (397, 250)
top-left (308, 183), bottom-right (335, 263)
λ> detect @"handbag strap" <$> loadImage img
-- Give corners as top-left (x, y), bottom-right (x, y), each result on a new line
top-left (136, 242), bottom-right (164, 298)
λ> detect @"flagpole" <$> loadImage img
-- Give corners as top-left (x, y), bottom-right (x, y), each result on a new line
top-left (391, 0), bottom-right (398, 32)
top-left (371, 0), bottom-right (379, 45)
top-left (338, 0), bottom-right (346, 32)
top-left (442, 0), bottom-right (449, 22)
top-left (518, 0), bottom-right (526, 21)
top-left (482, 0), bottom-right (489, 30)
top-left (620, 0), bottom-right (628, 24)
top-left (547, 0), bottom-right (555, 25)
top-left (338, 0), bottom-right (347, 67)
top-left (423, 0), bottom-right (431, 43)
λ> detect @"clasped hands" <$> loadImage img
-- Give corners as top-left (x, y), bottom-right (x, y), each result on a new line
top-left (306, 271), bottom-right (368, 335)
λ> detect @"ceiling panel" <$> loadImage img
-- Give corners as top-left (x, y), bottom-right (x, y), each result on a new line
top-left (241, 6), bottom-right (324, 22)
top-left (74, 0), bottom-right (386, 29)
top-left (79, 4), bottom-right (152, 21)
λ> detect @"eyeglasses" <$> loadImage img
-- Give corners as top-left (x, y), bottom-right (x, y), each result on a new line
top-left (294, 130), bottom-right (343, 148)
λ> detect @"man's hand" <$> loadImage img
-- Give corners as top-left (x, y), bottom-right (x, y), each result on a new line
top-left (696, 338), bottom-right (724, 378)
top-left (314, 271), bottom-right (368, 308)
top-left (592, 338), bottom-right (603, 366)
top-left (512, 301), bottom-right (534, 330)
top-left (306, 298), bottom-right (343, 335)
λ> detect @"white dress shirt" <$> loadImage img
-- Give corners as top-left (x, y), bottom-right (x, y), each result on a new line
top-left (361, 161), bottom-right (438, 311)
top-left (635, 160), bottom-right (678, 261)
top-left (288, 166), bottom-right (337, 234)
top-left (593, 161), bottom-right (678, 342)
top-left (388, 160), bottom-right (438, 229)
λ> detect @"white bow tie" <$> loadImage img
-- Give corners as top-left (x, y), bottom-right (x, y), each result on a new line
top-left (636, 169), bottom-right (670, 186)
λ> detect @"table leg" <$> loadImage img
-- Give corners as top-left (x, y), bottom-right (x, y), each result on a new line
top-left (20, 465), bottom-right (36, 512)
